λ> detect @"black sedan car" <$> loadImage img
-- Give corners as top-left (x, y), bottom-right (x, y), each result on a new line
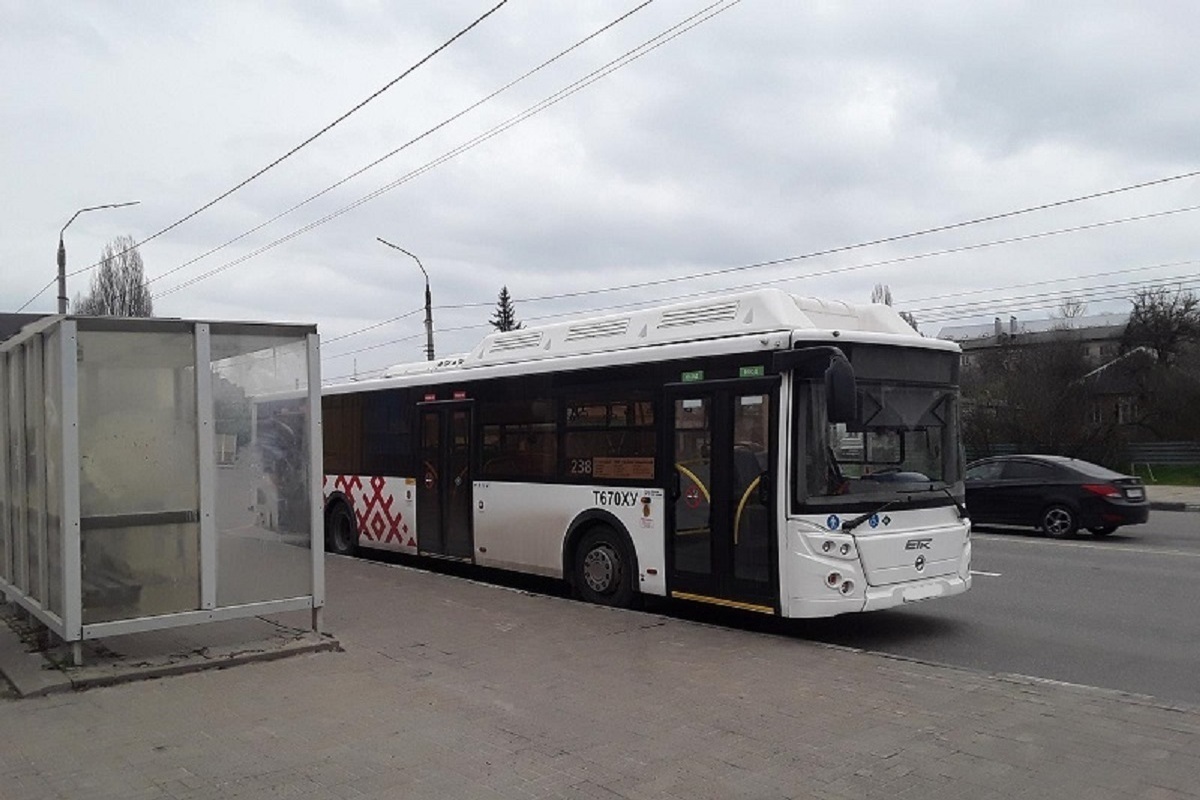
top-left (964, 454), bottom-right (1150, 537)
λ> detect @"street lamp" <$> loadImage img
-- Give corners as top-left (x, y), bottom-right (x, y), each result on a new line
top-left (57, 201), bottom-right (140, 313)
top-left (377, 237), bottom-right (434, 361)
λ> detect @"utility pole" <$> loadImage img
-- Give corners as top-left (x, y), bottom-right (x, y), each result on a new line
top-left (376, 237), bottom-right (434, 361)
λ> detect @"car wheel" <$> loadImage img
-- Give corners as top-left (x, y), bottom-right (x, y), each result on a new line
top-left (1088, 525), bottom-right (1117, 537)
top-left (1040, 504), bottom-right (1078, 538)
top-left (326, 503), bottom-right (359, 556)
top-left (574, 526), bottom-right (635, 608)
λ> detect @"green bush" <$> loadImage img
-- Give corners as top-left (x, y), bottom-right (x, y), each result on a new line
top-left (1130, 464), bottom-right (1200, 486)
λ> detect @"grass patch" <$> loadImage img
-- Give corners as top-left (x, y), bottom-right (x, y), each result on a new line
top-left (1130, 464), bottom-right (1200, 486)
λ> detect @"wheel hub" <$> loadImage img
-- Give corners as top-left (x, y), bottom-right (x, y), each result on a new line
top-left (583, 546), bottom-right (618, 593)
top-left (1045, 508), bottom-right (1071, 535)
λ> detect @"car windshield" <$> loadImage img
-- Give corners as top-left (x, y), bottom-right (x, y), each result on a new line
top-left (796, 345), bottom-right (963, 510)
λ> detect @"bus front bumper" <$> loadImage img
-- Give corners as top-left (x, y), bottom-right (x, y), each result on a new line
top-left (861, 572), bottom-right (972, 612)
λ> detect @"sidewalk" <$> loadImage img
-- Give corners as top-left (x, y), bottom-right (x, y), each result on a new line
top-left (3, 555), bottom-right (1199, 799)
top-left (1146, 483), bottom-right (1200, 512)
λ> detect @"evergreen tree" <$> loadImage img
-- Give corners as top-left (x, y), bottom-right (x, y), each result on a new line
top-left (489, 286), bottom-right (522, 332)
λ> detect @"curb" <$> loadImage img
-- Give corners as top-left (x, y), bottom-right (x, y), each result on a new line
top-left (1149, 501), bottom-right (1200, 513)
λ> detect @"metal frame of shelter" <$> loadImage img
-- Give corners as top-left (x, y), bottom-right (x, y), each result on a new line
top-left (0, 315), bottom-right (325, 664)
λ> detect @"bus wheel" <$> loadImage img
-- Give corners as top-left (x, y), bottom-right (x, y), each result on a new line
top-left (575, 527), bottom-right (634, 608)
top-left (326, 503), bottom-right (359, 556)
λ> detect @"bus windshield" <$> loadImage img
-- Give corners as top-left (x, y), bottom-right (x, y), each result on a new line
top-left (799, 346), bottom-right (963, 508)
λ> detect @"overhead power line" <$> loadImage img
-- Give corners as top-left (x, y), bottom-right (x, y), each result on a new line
top-left (900, 258), bottom-right (1199, 310)
top-left (319, 211), bottom-right (1200, 368)
top-left (17, 1), bottom-right (510, 312)
top-left (498, 188), bottom-right (1200, 307)
top-left (145, 0), bottom-right (657, 291)
top-left (420, 204), bottom-right (1200, 326)
top-left (917, 273), bottom-right (1200, 324)
top-left (323, 307), bottom-right (426, 345)
top-left (312, 184), bottom-right (1200, 346)
top-left (150, 0), bottom-right (744, 299)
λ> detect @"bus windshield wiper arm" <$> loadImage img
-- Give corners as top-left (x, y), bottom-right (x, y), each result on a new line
top-left (841, 500), bottom-right (899, 532)
top-left (938, 486), bottom-right (967, 519)
top-left (878, 482), bottom-right (969, 520)
top-left (908, 483), bottom-right (969, 519)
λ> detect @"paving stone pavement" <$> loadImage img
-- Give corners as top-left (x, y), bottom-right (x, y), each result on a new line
top-left (2, 554), bottom-right (1199, 800)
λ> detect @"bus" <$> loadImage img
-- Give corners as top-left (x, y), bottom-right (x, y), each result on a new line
top-left (317, 288), bottom-right (971, 617)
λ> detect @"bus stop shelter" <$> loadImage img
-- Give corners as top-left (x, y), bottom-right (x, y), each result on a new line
top-left (0, 315), bottom-right (324, 664)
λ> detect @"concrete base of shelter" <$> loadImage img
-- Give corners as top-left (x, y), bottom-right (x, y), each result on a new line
top-left (0, 604), bottom-right (339, 698)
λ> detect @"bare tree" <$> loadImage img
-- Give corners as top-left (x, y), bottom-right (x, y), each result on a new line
top-left (489, 285), bottom-right (522, 332)
top-left (1122, 286), bottom-right (1200, 366)
top-left (72, 235), bottom-right (153, 317)
top-left (1056, 296), bottom-right (1088, 319)
top-left (961, 335), bottom-right (1092, 455)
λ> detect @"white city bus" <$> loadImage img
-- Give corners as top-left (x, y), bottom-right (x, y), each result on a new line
top-left (317, 289), bottom-right (970, 617)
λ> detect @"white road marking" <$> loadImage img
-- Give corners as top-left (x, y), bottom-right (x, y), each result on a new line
top-left (969, 570), bottom-right (1002, 577)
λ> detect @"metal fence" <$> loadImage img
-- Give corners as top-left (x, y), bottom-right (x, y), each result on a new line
top-left (967, 440), bottom-right (1200, 468)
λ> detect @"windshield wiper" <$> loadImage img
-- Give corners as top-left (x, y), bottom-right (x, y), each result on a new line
top-left (908, 483), bottom-right (968, 519)
top-left (841, 499), bottom-right (900, 532)
top-left (939, 486), bottom-right (967, 519)
top-left (841, 485), bottom-right (966, 532)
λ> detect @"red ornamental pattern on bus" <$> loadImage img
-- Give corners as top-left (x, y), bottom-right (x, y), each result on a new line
top-left (324, 474), bottom-right (417, 549)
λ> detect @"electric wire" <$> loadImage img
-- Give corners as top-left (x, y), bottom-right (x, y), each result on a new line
top-left (412, 205), bottom-right (1200, 327)
top-left (149, 0), bottom-right (744, 299)
top-left (144, 1), bottom-right (657, 291)
top-left (315, 193), bottom-right (1200, 343)
top-left (16, 1), bottom-right (510, 312)
top-left (918, 275), bottom-right (1200, 325)
top-left (323, 307), bottom-right (425, 345)
top-left (900, 258), bottom-right (1200, 310)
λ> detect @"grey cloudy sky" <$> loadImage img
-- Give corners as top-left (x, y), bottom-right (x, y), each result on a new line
top-left (4, 1), bottom-right (1199, 381)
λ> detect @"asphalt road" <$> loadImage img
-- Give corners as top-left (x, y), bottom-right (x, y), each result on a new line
top-left (784, 510), bottom-right (1200, 708)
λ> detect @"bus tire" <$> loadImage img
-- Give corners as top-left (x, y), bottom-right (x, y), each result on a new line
top-left (574, 526), bottom-right (635, 608)
top-left (326, 502), bottom-right (359, 556)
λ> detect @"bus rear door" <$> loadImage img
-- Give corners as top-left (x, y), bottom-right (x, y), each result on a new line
top-left (416, 402), bottom-right (474, 559)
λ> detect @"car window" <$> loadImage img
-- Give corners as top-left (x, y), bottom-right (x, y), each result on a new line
top-left (965, 461), bottom-right (1003, 481)
top-left (1001, 460), bottom-right (1058, 480)
top-left (1066, 459), bottom-right (1125, 480)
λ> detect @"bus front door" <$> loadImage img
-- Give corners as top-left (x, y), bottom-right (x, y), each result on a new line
top-left (416, 403), bottom-right (474, 559)
top-left (667, 381), bottom-right (778, 613)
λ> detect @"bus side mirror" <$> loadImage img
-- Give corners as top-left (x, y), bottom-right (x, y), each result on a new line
top-left (825, 355), bottom-right (857, 424)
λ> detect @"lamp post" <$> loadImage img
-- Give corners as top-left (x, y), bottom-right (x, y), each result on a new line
top-left (57, 201), bottom-right (140, 313)
top-left (376, 237), bottom-right (434, 361)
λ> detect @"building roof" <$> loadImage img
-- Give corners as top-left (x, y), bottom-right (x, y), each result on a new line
top-left (937, 312), bottom-right (1129, 342)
